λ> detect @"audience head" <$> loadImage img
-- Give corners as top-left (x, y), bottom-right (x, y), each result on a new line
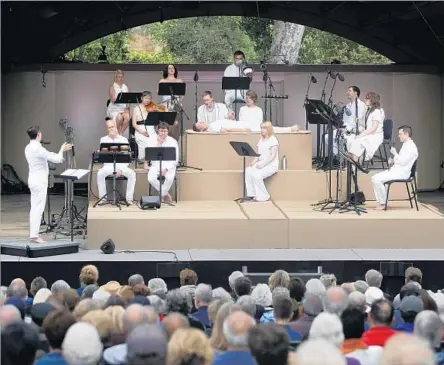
top-left (268, 270), bottom-right (290, 291)
top-left (62, 322), bottom-right (103, 365)
top-left (79, 265), bottom-right (99, 287)
top-left (305, 279), bottom-right (326, 297)
top-left (236, 295), bottom-right (256, 318)
top-left (234, 276), bottom-right (252, 297)
top-left (354, 280), bottom-right (369, 294)
top-left (92, 289), bottom-right (111, 307)
top-left (127, 324), bottom-right (167, 365)
top-left (42, 309), bottom-right (76, 350)
top-left (147, 295), bottom-right (166, 315)
top-left (212, 287), bottom-right (232, 302)
top-left (289, 277), bottom-right (306, 302)
top-left (341, 282), bottom-right (356, 294)
top-left (81, 284), bottom-right (99, 299)
top-left (341, 308), bottom-right (365, 339)
top-left (368, 298), bottom-right (394, 327)
top-left (348, 291), bottom-right (366, 313)
top-left (365, 269), bottom-right (383, 288)
top-left (30, 276), bottom-right (47, 296)
top-left (295, 339), bottom-right (346, 365)
top-left (132, 284), bottom-right (151, 297)
top-left (168, 328), bottom-right (214, 365)
top-left (228, 271), bottom-right (244, 291)
top-left (381, 333), bottom-right (435, 365)
top-left (0, 304), bottom-right (21, 327)
top-left (194, 283), bottom-right (212, 308)
top-left (148, 278), bottom-right (168, 297)
top-left (80, 310), bottom-right (112, 344)
top-left (414, 310), bottom-right (443, 349)
top-left (320, 274), bottom-right (337, 289)
top-left (180, 269), bottom-right (198, 286)
top-left (166, 289), bottom-right (191, 315)
top-left (5, 296), bottom-right (25, 319)
top-left (123, 304), bottom-right (157, 335)
top-left (419, 289), bottom-right (438, 312)
top-left (128, 273), bottom-right (145, 287)
top-left (72, 298), bottom-right (101, 320)
top-left (400, 282), bottom-right (421, 300)
top-left (431, 292), bottom-right (444, 321)
top-left (30, 303), bottom-right (56, 327)
top-left (323, 287), bottom-right (348, 316)
top-left (309, 312), bottom-right (344, 347)
top-left (365, 287), bottom-right (384, 312)
top-left (1, 321), bottom-right (39, 365)
top-left (251, 283), bottom-right (272, 307)
top-left (208, 299), bottom-right (229, 325)
top-left (400, 295), bottom-right (424, 323)
top-left (163, 312), bottom-right (190, 340)
top-left (273, 295), bottom-right (294, 323)
top-left (51, 280), bottom-right (70, 295)
top-left (301, 292), bottom-right (324, 317)
top-left (210, 302), bottom-right (242, 351)
top-left (249, 324), bottom-right (289, 365)
top-left (405, 266), bottom-right (423, 285)
top-left (7, 282), bottom-right (27, 301)
top-left (223, 310), bottom-right (256, 349)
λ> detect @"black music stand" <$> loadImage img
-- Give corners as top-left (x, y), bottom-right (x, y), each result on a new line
top-left (222, 76), bottom-right (251, 120)
top-left (145, 147), bottom-right (177, 207)
top-left (93, 143), bottom-right (131, 210)
top-left (229, 141), bottom-right (260, 203)
top-left (115, 92), bottom-right (142, 153)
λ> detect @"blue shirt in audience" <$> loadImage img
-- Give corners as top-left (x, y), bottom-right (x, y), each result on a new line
top-left (212, 350), bottom-right (256, 365)
top-left (191, 306), bottom-right (210, 328)
top-left (282, 324), bottom-right (303, 342)
top-left (395, 322), bottom-right (414, 333)
top-left (260, 309), bottom-right (274, 323)
top-left (76, 287), bottom-right (83, 296)
top-left (35, 352), bottom-right (68, 365)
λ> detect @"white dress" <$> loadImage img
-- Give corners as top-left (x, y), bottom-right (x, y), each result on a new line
top-left (132, 106), bottom-right (156, 161)
top-left (245, 135), bottom-right (280, 202)
top-left (107, 83), bottom-right (129, 120)
top-left (239, 106), bottom-right (263, 132)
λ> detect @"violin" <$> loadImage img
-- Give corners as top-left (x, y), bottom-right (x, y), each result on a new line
top-left (145, 101), bottom-right (167, 112)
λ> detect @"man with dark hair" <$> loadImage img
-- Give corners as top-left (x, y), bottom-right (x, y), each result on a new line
top-left (234, 276), bottom-right (252, 298)
top-left (35, 310), bottom-right (76, 364)
top-left (340, 309), bottom-right (368, 356)
top-left (146, 121), bottom-right (178, 202)
top-left (1, 321), bottom-right (39, 365)
top-left (248, 324), bottom-right (289, 365)
top-left (197, 90), bottom-right (234, 124)
top-left (371, 124), bottom-right (418, 210)
top-left (273, 296), bottom-right (302, 341)
top-left (362, 299), bottom-right (396, 346)
top-left (25, 126), bottom-right (71, 243)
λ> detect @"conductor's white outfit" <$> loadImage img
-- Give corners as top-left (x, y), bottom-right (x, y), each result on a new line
top-left (133, 106), bottom-right (156, 161)
top-left (97, 135), bottom-right (136, 201)
top-left (245, 135), bottom-right (279, 202)
top-left (371, 139), bottom-right (418, 205)
top-left (224, 63), bottom-right (246, 110)
top-left (324, 98), bottom-right (366, 155)
top-left (349, 108), bottom-right (385, 161)
top-left (25, 140), bottom-right (64, 239)
top-left (147, 135), bottom-right (179, 197)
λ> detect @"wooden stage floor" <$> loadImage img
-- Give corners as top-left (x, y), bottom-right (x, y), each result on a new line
top-left (87, 200), bottom-right (444, 250)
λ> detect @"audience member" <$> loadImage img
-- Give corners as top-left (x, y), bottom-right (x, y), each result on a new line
top-left (414, 310), bottom-right (444, 364)
top-left (179, 268), bottom-right (199, 302)
top-left (380, 333), bottom-right (434, 365)
top-left (51, 280), bottom-right (70, 295)
top-left (210, 302), bottom-right (242, 352)
top-left (191, 283), bottom-right (213, 328)
top-left (320, 274), bottom-right (337, 289)
top-left (148, 278), bottom-right (168, 298)
top-left (354, 280), bottom-right (369, 294)
top-left (273, 295), bottom-right (302, 341)
top-left (228, 271), bottom-right (244, 299)
top-left (77, 265), bottom-right (99, 296)
top-left (212, 287), bottom-right (232, 302)
top-left (0, 304), bottom-right (21, 327)
top-left (163, 312), bottom-right (190, 340)
top-left (233, 276), bottom-right (252, 298)
top-left (362, 299), bottom-right (395, 346)
top-left (396, 295), bottom-right (423, 332)
top-left (348, 291), bottom-right (366, 313)
top-left (62, 322), bottom-right (103, 365)
top-left (237, 295), bottom-right (256, 319)
top-left (126, 324), bottom-right (167, 365)
top-left (28, 277), bottom-right (47, 306)
top-left (1, 321), bottom-right (39, 365)
top-left (128, 273), bottom-right (145, 287)
top-left (290, 292), bottom-right (324, 338)
top-left (324, 287), bottom-right (349, 316)
top-left (268, 270), bottom-right (291, 291)
top-left (296, 339), bottom-right (346, 365)
top-left (167, 328), bottom-right (214, 365)
top-left (249, 324), bottom-right (289, 365)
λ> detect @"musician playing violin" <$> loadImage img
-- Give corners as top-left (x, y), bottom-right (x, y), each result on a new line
top-left (132, 91), bottom-right (166, 169)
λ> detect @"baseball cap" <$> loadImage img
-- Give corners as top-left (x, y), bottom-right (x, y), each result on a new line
top-left (400, 295), bottom-right (424, 314)
top-left (30, 303), bottom-right (56, 326)
top-left (365, 287), bottom-right (384, 312)
top-left (127, 324), bottom-right (167, 360)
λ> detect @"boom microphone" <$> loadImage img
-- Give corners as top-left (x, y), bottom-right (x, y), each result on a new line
top-left (337, 73), bottom-right (345, 82)
top-left (310, 75), bottom-right (317, 83)
top-left (193, 71), bottom-right (199, 82)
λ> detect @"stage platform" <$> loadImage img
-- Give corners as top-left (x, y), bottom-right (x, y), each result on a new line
top-left (87, 200), bottom-right (444, 251)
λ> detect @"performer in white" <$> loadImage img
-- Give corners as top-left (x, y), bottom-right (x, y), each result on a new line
top-left (132, 91), bottom-right (157, 169)
top-left (192, 119), bottom-right (300, 133)
top-left (245, 121), bottom-right (280, 202)
top-left (107, 69), bottom-right (130, 136)
top-left (324, 86), bottom-right (367, 154)
top-left (238, 90), bottom-right (264, 131)
top-left (197, 91), bottom-right (234, 123)
top-left (25, 126), bottom-right (72, 243)
top-left (349, 92), bottom-right (385, 162)
top-left (97, 118), bottom-right (136, 204)
top-left (371, 125), bottom-right (418, 210)
top-left (147, 122), bottom-right (179, 202)
top-left (224, 50), bottom-right (253, 111)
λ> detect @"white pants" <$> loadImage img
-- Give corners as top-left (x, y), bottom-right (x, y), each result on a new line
top-left (371, 170), bottom-right (409, 205)
top-left (29, 182), bottom-right (47, 238)
top-left (148, 167), bottom-right (176, 197)
top-left (97, 165), bottom-right (136, 201)
top-left (324, 130), bottom-right (355, 155)
top-left (245, 165), bottom-right (278, 202)
top-left (135, 131), bottom-right (151, 161)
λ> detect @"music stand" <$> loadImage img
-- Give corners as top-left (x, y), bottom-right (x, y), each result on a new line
top-left (222, 76), bottom-right (251, 120)
top-left (229, 141), bottom-right (260, 203)
top-left (93, 144), bottom-right (131, 210)
top-left (145, 147), bottom-right (177, 207)
top-left (115, 92), bottom-right (143, 105)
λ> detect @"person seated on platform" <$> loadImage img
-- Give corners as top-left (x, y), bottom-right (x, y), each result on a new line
top-left (244, 121), bottom-right (279, 202)
top-left (192, 119), bottom-right (300, 134)
top-left (97, 118), bottom-right (136, 205)
top-left (106, 69), bottom-right (130, 136)
top-left (132, 91), bottom-right (159, 170)
top-left (238, 90), bottom-right (264, 131)
top-left (146, 121), bottom-right (179, 202)
top-left (371, 125), bottom-right (418, 210)
top-left (349, 92), bottom-right (385, 163)
top-left (197, 90), bottom-right (235, 124)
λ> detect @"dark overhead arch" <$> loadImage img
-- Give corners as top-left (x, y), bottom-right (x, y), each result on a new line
top-left (2, 1), bottom-right (444, 71)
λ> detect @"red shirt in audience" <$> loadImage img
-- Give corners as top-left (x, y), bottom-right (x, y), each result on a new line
top-left (361, 326), bottom-right (396, 347)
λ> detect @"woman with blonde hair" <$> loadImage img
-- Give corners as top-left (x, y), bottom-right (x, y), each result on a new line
top-left (244, 121), bottom-right (280, 202)
top-left (168, 328), bottom-right (214, 365)
top-left (107, 69), bottom-right (130, 135)
top-left (210, 302), bottom-right (242, 352)
top-left (77, 264), bottom-right (99, 296)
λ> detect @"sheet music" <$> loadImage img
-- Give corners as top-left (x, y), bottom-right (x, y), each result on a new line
top-left (61, 169), bottom-right (90, 180)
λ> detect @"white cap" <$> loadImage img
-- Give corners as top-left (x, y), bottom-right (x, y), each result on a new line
top-left (365, 287), bottom-right (384, 312)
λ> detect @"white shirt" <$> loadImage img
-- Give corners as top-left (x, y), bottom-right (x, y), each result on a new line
top-left (197, 103), bottom-right (229, 123)
top-left (25, 140), bottom-right (64, 183)
top-left (133, 105), bottom-right (156, 136)
top-left (343, 98), bottom-right (367, 131)
top-left (239, 106), bottom-right (263, 131)
top-left (147, 135), bottom-right (179, 171)
top-left (391, 139), bottom-right (418, 175)
top-left (208, 119), bottom-right (259, 133)
top-left (107, 83), bottom-right (129, 113)
top-left (224, 63), bottom-right (247, 101)
top-left (365, 108), bottom-right (385, 135)
top-left (100, 135), bottom-right (131, 170)
top-left (257, 135), bottom-right (279, 169)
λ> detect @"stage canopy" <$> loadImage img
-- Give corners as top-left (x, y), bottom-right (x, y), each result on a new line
top-left (2, 1), bottom-right (444, 71)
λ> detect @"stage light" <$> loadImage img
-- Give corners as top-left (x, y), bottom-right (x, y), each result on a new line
top-left (100, 239), bottom-right (115, 254)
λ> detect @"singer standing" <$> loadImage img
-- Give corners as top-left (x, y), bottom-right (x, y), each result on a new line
top-left (324, 86), bottom-right (366, 155)
top-left (223, 50), bottom-right (253, 113)
top-left (25, 126), bottom-right (72, 243)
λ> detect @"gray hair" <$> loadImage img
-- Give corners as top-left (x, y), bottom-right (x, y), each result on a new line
top-left (320, 274), bottom-right (337, 289)
top-left (0, 304), bottom-right (22, 326)
top-left (147, 295), bottom-right (166, 315)
top-left (323, 287), bottom-right (349, 316)
top-left (272, 286), bottom-right (290, 300)
top-left (365, 269), bottom-right (383, 288)
top-left (62, 322), bottom-right (103, 365)
top-left (302, 292), bottom-right (324, 317)
top-left (305, 279), bottom-right (326, 297)
top-left (309, 312), bottom-right (344, 348)
top-left (348, 291), bottom-right (366, 312)
top-left (166, 289), bottom-right (191, 314)
top-left (148, 278), bottom-right (167, 296)
top-left (92, 290), bottom-right (111, 308)
top-left (195, 283), bottom-right (213, 303)
top-left (212, 287), bottom-right (232, 302)
top-left (229, 271), bottom-right (244, 290)
top-left (354, 280), bottom-right (369, 294)
top-left (51, 280), bottom-right (70, 294)
top-left (414, 310), bottom-right (443, 349)
top-left (7, 283), bottom-right (28, 300)
top-left (251, 284), bottom-right (272, 307)
top-left (122, 304), bottom-right (153, 334)
top-left (128, 274), bottom-right (145, 287)
top-left (30, 277), bottom-right (47, 295)
top-left (296, 339), bottom-right (346, 365)
top-left (222, 313), bottom-right (256, 347)
top-left (236, 295), bottom-right (256, 317)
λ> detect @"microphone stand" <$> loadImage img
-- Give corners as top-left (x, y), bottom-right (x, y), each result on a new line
top-left (263, 69), bottom-right (268, 120)
top-left (316, 71), bottom-right (331, 167)
top-left (267, 73), bottom-right (277, 124)
top-left (303, 74), bottom-right (315, 130)
top-left (194, 71), bottom-right (199, 122)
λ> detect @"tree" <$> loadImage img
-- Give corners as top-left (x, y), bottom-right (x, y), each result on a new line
top-left (269, 22), bottom-right (305, 64)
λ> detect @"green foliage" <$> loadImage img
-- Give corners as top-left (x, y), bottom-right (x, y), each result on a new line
top-left (127, 50), bottom-right (174, 64)
top-left (239, 17), bottom-right (273, 61)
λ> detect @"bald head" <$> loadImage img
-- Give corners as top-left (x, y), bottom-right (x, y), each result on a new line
top-left (223, 311), bottom-right (256, 348)
top-left (381, 333), bottom-right (435, 365)
top-left (11, 278), bottom-right (26, 287)
top-left (162, 312), bottom-right (189, 339)
top-left (323, 287), bottom-right (348, 316)
top-left (123, 304), bottom-right (158, 335)
top-left (0, 304), bottom-right (22, 326)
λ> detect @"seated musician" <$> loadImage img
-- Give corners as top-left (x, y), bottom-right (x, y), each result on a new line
top-left (132, 91), bottom-right (166, 170)
top-left (197, 91), bottom-right (235, 123)
top-left (146, 122), bottom-right (179, 202)
top-left (192, 119), bottom-right (300, 134)
top-left (97, 118), bottom-right (136, 205)
top-left (371, 125), bottom-right (418, 210)
top-left (349, 92), bottom-right (385, 163)
top-left (245, 121), bottom-right (279, 202)
top-left (107, 69), bottom-right (130, 136)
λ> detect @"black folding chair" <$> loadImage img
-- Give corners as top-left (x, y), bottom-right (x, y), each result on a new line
top-left (384, 160), bottom-right (419, 211)
top-left (374, 119), bottom-right (394, 169)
